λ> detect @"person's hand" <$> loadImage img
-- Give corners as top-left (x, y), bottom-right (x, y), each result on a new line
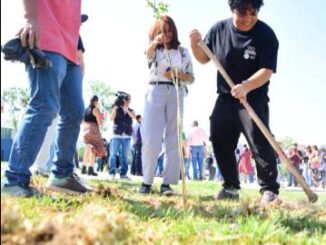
top-left (18, 20), bottom-right (40, 49)
top-left (153, 33), bottom-right (166, 45)
top-left (164, 69), bottom-right (182, 80)
top-left (231, 81), bottom-right (250, 100)
top-left (189, 29), bottom-right (202, 46)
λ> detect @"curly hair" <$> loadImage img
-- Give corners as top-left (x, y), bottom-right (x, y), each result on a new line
top-left (228, 0), bottom-right (264, 12)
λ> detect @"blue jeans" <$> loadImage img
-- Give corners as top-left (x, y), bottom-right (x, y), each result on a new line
top-left (184, 158), bottom-right (191, 179)
top-left (191, 145), bottom-right (204, 179)
top-left (4, 52), bottom-right (84, 186)
top-left (109, 138), bottom-right (130, 176)
top-left (288, 164), bottom-right (300, 187)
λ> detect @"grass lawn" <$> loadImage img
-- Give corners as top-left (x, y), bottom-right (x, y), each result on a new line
top-left (1, 176), bottom-right (325, 244)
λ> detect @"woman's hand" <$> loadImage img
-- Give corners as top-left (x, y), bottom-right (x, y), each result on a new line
top-left (164, 69), bottom-right (182, 80)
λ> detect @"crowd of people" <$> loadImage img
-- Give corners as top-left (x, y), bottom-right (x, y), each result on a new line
top-left (2, 0), bottom-right (324, 205)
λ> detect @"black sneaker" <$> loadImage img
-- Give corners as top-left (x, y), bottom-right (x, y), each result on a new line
top-left (46, 173), bottom-right (92, 194)
top-left (215, 188), bottom-right (239, 201)
top-left (139, 183), bottom-right (151, 194)
top-left (1, 184), bottom-right (40, 197)
top-left (160, 184), bottom-right (174, 196)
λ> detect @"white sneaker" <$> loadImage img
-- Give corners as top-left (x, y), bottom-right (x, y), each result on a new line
top-left (261, 190), bottom-right (278, 205)
top-left (108, 174), bottom-right (116, 180)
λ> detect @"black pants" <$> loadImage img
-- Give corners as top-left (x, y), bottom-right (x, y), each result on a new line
top-left (131, 144), bottom-right (142, 176)
top-left (210, 95), bottom-right (280, 194)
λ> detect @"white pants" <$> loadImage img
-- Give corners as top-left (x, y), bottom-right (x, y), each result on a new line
top-left (141, 84), bottom-right (184, 185)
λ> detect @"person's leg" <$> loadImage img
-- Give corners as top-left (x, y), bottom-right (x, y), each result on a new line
top-left (210, 96), bottom-right (241, 190)
top-left (109, 138), bottom-right (120, 176)
top-left (51, 62), bottom-right (84, 178)
top-left (239, 101), bottom-right (280, 195)
top-left (134, 144), bottom-right (142, 175)
top-left (4, 53), bottom-right (66, 187)
top-left (184, 158), bottom-right (190, 179)
top-left (287, 170), bottom-right (293, 186)
top-left (198, 145), bottom-right (205, 179)
top-left (163, 86), bottom-right (183, 185)
top-left (293, 165), bottom-right (299, 187)
top-left (120, 138), bottom-right (131, 177)
top-left (82, 145), bottom-right (91, 173)
top-left (87, 151), bottom-right (97, 176)
top-left (131, 145), bottom-right (136, 175)
top-left (33, 117), bottom-right (58, 175)
top-left (191, 147), bottom-right (198, 179)
top-left (141, 86), bottom-right (166, 185)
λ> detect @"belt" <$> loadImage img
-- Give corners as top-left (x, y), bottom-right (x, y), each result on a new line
top-left (149, 81), bottom-right (175, 86)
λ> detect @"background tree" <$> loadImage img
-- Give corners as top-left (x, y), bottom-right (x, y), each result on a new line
top-left (281, 136), bottom-right (296, 151)
top-left (2, 86), bottom-right (29, 132)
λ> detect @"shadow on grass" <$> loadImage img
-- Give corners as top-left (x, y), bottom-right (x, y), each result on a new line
top-left (279, 215), bottom-right (326, 234)
top-left (122, 196), bottom-right (238, 222)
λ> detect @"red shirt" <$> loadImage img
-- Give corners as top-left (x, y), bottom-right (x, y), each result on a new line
top-left (37, 0), bottom-right (81, 64)
top-left (289, 149), bottom-right (301, 165)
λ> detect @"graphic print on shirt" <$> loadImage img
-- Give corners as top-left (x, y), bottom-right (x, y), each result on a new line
top-left (243, 45), bottom-right (256, 60)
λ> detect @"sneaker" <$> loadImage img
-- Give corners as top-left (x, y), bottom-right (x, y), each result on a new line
top-left (1, 184), bottom-right (40, 197)
top-left (46, 173), bottom-right (92, 194)
top-left (215, 188), bottom-right (239, 201)
top-left (108, 174), bottom-right (116, 180)
top-left (261, 190), bottom-right (278, 205)
top-left (120, 175), bottom-right (131, 181)
top-left (160, 184), bottom-right (175, 196)
top-left (139, 183), bottom-right (151, 194)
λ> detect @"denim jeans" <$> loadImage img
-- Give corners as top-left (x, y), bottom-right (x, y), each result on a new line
top-left (191, 145), bottom-right (204, 179)
top-left (184, 158), bottom-right (191, 179)
top-left (4, 52), bottom-right (84, 186)
top-left (109, 138), bottom-right (130, 176)
top-left (288, 164), bottom-right (300, 187)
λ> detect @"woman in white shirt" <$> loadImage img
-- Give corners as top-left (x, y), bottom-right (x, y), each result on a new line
top-left (140, 15), bottom-right (194, 195)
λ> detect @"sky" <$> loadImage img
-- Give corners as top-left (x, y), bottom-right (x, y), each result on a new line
top-left (1, 0), bottom-right (325, 146)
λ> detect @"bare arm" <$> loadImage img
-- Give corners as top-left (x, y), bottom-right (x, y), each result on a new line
top-left (146, 33), bottom-right (165, 59)
top-left (231, 68), bottom-right (273, 100)
top-left (20, 0), bottom-right (39, 48)
top-left (189, 29), bottom-right (210, 64)
top-left (163, 69), bottom-right (194, 82)
top-left (92, 108), bottom-right (103, 126)
top-left (110, 106), bottom-right (118, 121)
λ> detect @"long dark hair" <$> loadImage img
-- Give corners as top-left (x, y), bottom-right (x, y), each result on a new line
top-left (89, 95), bottom-right (99, 108)
top-left (149, 15), bottom-right (180, 50)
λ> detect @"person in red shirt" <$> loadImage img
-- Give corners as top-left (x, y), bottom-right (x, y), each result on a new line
top-left (2, 0), bottom-right (91, 197)
top-left (287, 143), bottom-right (302, 187)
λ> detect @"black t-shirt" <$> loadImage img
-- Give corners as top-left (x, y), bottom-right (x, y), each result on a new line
top-left (204, 18), bottom-right (279, 102)
top-left (84, 107), bottom-right (97, 123)
top-left (78, 36), bottom-right (85, 52)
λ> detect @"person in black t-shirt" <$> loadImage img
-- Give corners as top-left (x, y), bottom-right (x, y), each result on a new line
top-left (190, 0), bottom-right (279, 204)
top-left (108, 92), bottom-right (136, 180)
